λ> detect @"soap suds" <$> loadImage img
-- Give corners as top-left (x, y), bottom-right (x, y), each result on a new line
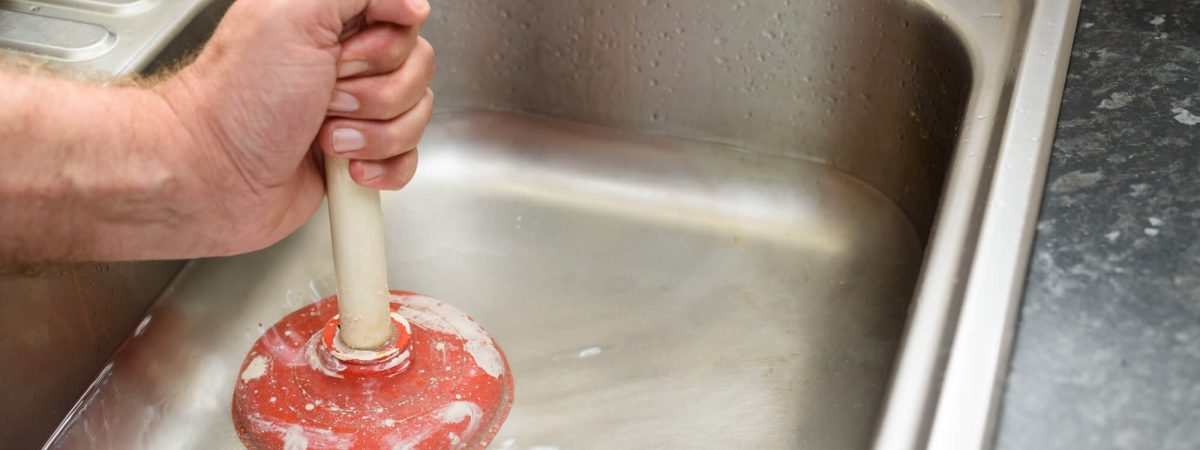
top-left (578, 347), bottom-right (603, 358)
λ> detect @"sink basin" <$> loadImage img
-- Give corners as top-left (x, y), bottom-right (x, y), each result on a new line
top-left (1, 0), bottom-right (1081, 449)
top-left (52, 109), bottom-right (926, 449)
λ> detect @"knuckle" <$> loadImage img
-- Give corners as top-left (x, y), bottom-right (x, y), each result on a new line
top-left (388, 43), bottom-right (404, 64)
top-left (412, 5), bottom-right (431, 24)
top-left (405, 155), bottom-right (420, 177)
top-left (388, 120), bottom-right (407, 148)
top-left (380, 83), bottom-right (404, 113)
top-left (416, 38), bottom-right (435, 62)
top-left (397, 129), bottom-right (418, 151)
top-left (388, 30), bottom-right (406, 62)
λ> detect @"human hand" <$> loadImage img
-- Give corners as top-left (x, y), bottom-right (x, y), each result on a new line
top-left (154, 0), bottom-right (435, 255)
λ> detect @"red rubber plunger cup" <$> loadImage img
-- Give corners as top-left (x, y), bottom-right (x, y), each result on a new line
top-left (232, 158), bottom-right (512, 449)
top-left (232, 291), bottom-right (514, 449)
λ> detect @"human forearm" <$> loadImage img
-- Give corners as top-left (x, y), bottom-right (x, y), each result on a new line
top-left (0, 72), bottom-right (199, 262)
top-left (1, 0), bottom-right (435, 264)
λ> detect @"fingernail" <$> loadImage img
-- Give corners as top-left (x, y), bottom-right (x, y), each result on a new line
top-left (407, 0), bottom-right (429, 14)
top-left (332, 128), bottom-right (365, 153)
top-left (337, 60), bottom-right (369, 78)
top-left (328, 91), bottom-right (359, 112)
top-left (361, 161), bottom-right (385, 181)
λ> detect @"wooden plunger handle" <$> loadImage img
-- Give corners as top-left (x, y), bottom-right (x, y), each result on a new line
top-left (325, 157), bottom-right (396, 350)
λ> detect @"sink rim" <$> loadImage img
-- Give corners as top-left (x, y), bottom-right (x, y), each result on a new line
top-left (873, 1), bottom-right (1083, 449)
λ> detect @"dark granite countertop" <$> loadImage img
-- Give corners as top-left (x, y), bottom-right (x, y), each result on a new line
top-left (995, 0), bottom-right (1200, 449)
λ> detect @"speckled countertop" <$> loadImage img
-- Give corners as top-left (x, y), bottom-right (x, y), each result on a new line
top-left (994, 0), bottom-right (1200, 449)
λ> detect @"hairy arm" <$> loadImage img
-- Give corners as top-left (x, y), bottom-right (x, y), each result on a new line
top-left (0, 69), bottom-right (212, 263)
top-left (0, 0), bottom-right (433, 265)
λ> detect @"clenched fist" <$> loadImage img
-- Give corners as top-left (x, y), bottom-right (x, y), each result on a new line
top-left (155, 0), bottom-right (436, 254)
top-left (0, 0), bottom-right (438, 262)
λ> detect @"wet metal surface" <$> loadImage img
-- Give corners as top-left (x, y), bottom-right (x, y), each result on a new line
top-left (5, 0), bottom-right (1083, 448)
top-left (48, 112), bottom-right (923, 449)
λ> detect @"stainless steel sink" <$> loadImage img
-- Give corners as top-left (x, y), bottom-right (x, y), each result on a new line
top-left (0, 0), bottom-right (1081, 449)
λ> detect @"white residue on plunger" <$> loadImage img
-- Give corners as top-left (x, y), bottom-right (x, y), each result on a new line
top-left (283, 425), bottom-right (308, 450)
top-left (304, 403), bottom-right (315, 411)
top-left (439, 401), bottom-right (483, 434)
top-left (389, 402), bottom-right (482, 449)
top-left (240, 355), bottom-right (269, 382)
top-left (397, 295), bottom-right (506, 378)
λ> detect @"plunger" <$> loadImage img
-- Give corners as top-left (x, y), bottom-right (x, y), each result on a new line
top-left (231, 157), bottom-right (514, 449)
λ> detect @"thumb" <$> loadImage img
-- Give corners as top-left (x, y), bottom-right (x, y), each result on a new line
top-left (339, 0), bottom-right (430, 27)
